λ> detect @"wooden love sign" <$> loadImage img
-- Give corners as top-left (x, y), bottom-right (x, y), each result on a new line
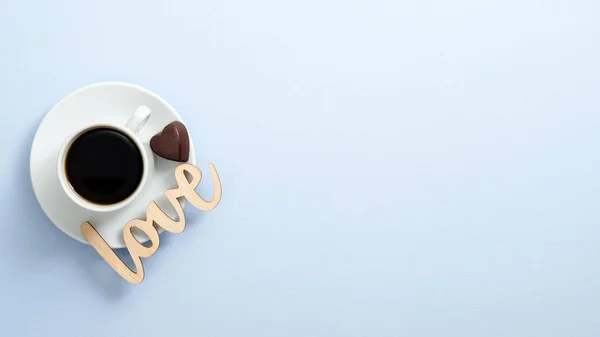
top-left (81, 163), bottom-right (222, 284)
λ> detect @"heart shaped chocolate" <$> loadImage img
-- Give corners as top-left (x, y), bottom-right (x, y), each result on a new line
top-left (150, 121), bottom-right (190, 162)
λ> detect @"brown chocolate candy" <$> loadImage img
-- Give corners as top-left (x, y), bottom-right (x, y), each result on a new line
top-left (150, 121), bottom-right (190, 162)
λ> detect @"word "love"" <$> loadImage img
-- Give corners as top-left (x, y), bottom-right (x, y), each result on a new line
top-left (81, 163), bottom-right (222, 284)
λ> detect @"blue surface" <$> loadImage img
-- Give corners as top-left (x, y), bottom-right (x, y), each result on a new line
top-left (1, 0), bottom-right (600, 336)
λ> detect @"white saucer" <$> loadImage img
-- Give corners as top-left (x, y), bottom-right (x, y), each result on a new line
top-left (30, 82), bottom-right (195, 248)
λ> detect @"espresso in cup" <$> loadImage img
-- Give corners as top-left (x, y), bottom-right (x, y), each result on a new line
top-left (65, 127), bottom-right (144, 205)
top-left (57, 105), bottom-right (153, 212)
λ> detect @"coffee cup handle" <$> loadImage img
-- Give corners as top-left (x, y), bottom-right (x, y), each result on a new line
top-left (125, 105), bottom-right (152, 133)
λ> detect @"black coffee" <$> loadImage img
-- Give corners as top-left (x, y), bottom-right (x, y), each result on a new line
top-left (66, 128), bottom-right (144, 205)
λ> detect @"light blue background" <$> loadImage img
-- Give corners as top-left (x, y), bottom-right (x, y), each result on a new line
top-left (1, 0), bottom-right (600, 336)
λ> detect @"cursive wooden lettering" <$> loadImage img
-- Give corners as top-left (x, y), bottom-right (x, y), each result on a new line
top-left (81, 163), bottom-right (222, 284)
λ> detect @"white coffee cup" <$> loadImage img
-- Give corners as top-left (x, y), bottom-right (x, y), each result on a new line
top-left (57, 105), bottom-right (154, 212)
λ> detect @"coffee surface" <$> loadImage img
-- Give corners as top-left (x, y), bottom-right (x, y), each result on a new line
top-left (66, 128), bottom-right (143, 205)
